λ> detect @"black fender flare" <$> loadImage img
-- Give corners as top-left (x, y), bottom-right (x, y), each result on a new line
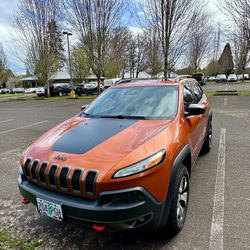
top-left (159, 145), bottom-right (191, 228)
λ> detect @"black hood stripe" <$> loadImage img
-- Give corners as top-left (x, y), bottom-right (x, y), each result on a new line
top-left (53, 118), bottom-right (137, 154)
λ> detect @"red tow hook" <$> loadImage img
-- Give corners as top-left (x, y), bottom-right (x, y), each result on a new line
top-left (21, 198), bottom-right (30, 205)
top-left (93, 224), bottom-right (106, 232)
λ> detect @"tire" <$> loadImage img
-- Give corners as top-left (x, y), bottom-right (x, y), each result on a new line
top-left (167, 165), bottom-right (190, 235)
top-left (201, 121), bottom-right (212, 154)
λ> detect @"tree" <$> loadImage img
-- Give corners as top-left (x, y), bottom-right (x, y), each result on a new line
top-left (144, 28), bottom-right (162, 78)
top-left (220, 0), bottom-right (250, 77)
top-left (65, 0), bottom-right (125, 93)
top-left (218, 43), bottom-right (234, 75)
top-left (141, 0), bottom-right (195, 79)
top-left (0, 43), bottom-right (8, 83)
top-left (205, 60), bottom-right (220, 76)
top-left (47, 20), bottom-right (65, 69)
top-left (186, 6), bottom-right (212, 72)
top-left (11, 0), bottom-right (64, 92)
top-left (71, 47), bottom-right (90, 83)
top-left (131, 35), bottom-right (147, 78)
top-left (104, 28), bottom-right (131, 78)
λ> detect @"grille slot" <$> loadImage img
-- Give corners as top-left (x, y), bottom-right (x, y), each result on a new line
top-left (24, 158), bottom-right (31, 177)
top-left (39, 162), bottom-right (48, 183)
top-left (31, 160), bottom-right (39, 180)
top-left (60, 167), bottom-right (69, 189)
top-left (49, 165), bottom-right (58, 186)
top-left (72, 169), bottom-right (82, 192)
top-left (85, 171), bottom-right (97, 196)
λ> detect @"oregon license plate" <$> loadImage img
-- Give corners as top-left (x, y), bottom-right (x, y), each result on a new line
top-left (36, 198), bottom-right (63, 221)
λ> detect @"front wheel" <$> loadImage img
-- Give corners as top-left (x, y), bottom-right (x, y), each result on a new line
top-left (167, 165), bottom-right (189, 235)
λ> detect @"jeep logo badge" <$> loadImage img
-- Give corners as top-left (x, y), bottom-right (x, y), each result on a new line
top-left (54, 155), bottom-right (67, 161)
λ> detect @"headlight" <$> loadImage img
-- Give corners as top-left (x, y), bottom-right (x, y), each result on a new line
top-left (113, 149), bottom-right (166, 179)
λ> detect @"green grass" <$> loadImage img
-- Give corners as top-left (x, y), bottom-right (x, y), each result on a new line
top-left (205, 90), bottom-right (250, 96)
top-left (0, 230), bottom-right (43, 250)
top-left (0, 95), bottom-right (95, 102)
top-left (0, 94), bottom-right (24, 99)
top-left (207, 81), bottom-right (250, 85)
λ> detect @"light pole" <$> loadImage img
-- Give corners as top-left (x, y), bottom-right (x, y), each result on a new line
top-left (63, 31), bottom-right (73, 85)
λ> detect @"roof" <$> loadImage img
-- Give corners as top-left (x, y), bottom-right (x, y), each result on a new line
top-left (50, 71), bottom-right (71, 80)
top-left (20, 76), bottom-right (38, 81)
top-left (86, 74), bottom-right (106, 80)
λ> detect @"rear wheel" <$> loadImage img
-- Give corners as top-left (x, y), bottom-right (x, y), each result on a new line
top-left (167, 165), bottom-right (189, 235)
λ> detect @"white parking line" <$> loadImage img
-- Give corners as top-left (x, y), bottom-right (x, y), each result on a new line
top-left (0, 120), bottom-right (48, 135)
top-left (0, 119), bottom-right (13, 124)
top-left (209, 128), bottom-right (226, 250)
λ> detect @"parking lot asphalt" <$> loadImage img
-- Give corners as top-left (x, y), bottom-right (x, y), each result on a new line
top-left (0, 96), bottom-right (249, 250)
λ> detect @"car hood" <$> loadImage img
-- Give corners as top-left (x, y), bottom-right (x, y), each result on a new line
top-left (23, 116), bottom-right (172, 175)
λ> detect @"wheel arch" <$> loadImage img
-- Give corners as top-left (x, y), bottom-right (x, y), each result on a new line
top-left (159, 145), bottom-right (191, 228)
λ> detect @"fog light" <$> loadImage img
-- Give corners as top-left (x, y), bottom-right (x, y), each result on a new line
top-left (138, 216), bottom-right (146, 223)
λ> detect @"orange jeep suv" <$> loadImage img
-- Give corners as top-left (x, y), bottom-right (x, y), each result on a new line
top-left (18, 79), bottom-right (212, 234)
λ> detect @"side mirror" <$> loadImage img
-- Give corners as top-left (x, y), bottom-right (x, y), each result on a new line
top-left (185, 104), bottom-right (205, 117)
top-left (81, 104), bottom-right (88, 110)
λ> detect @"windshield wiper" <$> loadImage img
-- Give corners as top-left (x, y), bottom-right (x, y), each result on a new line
top-left (82, 112), bottom-right (96, 118)
top-left (97, 115), bottom-right (146, 120)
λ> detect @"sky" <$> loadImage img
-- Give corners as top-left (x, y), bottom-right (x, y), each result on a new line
top-left (0, 0), bottom-right (225, 75)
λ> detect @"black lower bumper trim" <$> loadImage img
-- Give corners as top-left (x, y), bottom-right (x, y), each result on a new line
top-left (18, 177), bottom-right (166, 231)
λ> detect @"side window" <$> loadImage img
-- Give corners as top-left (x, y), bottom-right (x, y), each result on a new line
top-left (191, 81), bottom-right (203, 103)
top-left (183, 85), bottom-right (194, 108)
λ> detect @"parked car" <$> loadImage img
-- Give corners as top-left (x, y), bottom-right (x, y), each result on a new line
top-left (45, 83), bottom-right (71, 97)
top-left (0, 88), bottom-right (10, 94)
top-left (216, 74), bottom-right (227, 83)
top-left (19, 79), bottom-right (212, 235)
top-left (237, 74), bottom-right (249, 80)
top-left (191, 73), bottom-right (206, 86)
top-left (25, 88), bottom-right (38, 94)
top-left (103, 78), bottom-right (121, 88)
top-left (76, 82), bottom-right (104, 96)
top-left (227, 74), bottom-right (237, 82)
top-left (36, 87), bottom-right (45, 96)
top-left (10, 88), bottom-right (25, 94)
top-left (207, 76), bottom-right (216, 82)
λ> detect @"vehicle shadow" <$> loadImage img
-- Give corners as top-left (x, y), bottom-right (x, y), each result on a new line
top-left (27, 215), bottom-right (174, 249)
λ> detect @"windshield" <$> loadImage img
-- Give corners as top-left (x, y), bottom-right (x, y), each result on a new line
top-left (83, 86), bottom-right (178, 120)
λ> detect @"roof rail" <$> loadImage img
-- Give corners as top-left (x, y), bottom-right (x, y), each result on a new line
top-left (115, 77), bottom-right (179, 85)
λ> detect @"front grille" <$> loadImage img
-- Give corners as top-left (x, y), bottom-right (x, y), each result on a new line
top-left (60, 167), bottom-right (69, 189)
top-left (39, 162), bottom-right (48, 183)
top-left (22, 159), bottom-right (97, 197)
top-left (24, 158), bottom-right (32, 177)
top-left (72, 169), bottom-right (82, 192)
top-left (86, 171), bottom-right (97, 196)
top-left (31, 160), bottom-right (39, 180)
top-left (49, 165), bottom-right (58, 186)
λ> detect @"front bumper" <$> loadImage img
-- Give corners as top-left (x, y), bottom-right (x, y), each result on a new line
top-left (18, 175), bottom-right (166, 231)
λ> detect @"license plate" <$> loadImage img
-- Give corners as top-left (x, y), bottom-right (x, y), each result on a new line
top-left (36, 198), bottom-right (63, 221)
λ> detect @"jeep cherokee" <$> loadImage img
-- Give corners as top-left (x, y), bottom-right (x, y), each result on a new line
top-left (18, 79), bottom-right (212, 234)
